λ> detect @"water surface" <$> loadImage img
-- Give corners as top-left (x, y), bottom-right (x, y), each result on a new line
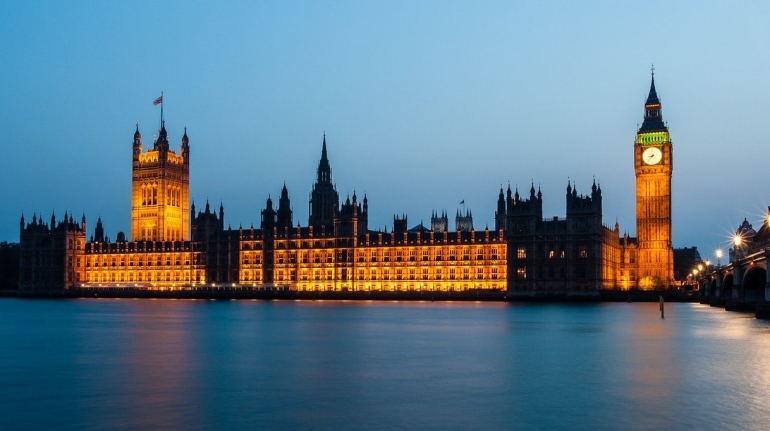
top-left (1, 299), bottom-right (768, 430)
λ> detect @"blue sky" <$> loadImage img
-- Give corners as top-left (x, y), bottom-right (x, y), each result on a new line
top-left (1, 1), bottom-right (769, 262)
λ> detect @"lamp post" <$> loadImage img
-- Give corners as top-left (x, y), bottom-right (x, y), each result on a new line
top-left (715, 249), bottom-right (723, 267)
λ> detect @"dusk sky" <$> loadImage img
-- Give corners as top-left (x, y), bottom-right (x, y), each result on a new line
top-left (1, 1), bottom-right (769, 262)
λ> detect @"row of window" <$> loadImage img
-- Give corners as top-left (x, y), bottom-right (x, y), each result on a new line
top-left (85, 255), bottom-right (196, 267)
top-left (295, 283), bottom-right (505, 292)
top-left (515, 245), bottom-right (589, 259)
top-left (140, 184), bottom-right (184, 207)
top-left (83, 271), bottom-right (203, 283)
top-left (272, 267), bottom-right (502, 282)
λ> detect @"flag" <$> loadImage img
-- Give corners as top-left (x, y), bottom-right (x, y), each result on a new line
top-left (459, 200), bottom-right (465, 205)
top-left (153, 95), bottom-right (163, 105)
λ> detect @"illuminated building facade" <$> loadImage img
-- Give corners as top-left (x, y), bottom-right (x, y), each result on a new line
top-left (18, 75), bottom-right (675, 292)
top-left (131, 121), bottom-right (190, 242)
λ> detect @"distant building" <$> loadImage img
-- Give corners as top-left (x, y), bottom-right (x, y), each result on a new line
top-left (19, 74), bottom-right (675, 292)
top-left (673, 247), bottom-right (702, 282)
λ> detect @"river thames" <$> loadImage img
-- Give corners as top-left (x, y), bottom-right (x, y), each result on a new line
top-left (1, 298), bottom-right (768, 430)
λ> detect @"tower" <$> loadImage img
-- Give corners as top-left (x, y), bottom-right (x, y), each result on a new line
top-left (131, 119), bottom-right (190, 242)
top-left (634, 69), bottom-right (674, 288)
top-left (308, 134), bottom-right (339, 231)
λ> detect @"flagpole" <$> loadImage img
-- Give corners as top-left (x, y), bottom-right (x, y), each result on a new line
top-left (160, 91), bottom-right (164, 125)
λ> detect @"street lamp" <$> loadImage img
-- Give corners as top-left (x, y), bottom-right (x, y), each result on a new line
top-left (715, 249), bottom-right (723, 267)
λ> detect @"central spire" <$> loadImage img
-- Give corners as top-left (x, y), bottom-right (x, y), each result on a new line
top-left (321, 132), bottom-right (328, 162)
top-left (316, 133), bottom-right (331, 183)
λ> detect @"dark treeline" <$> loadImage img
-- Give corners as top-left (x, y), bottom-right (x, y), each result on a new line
top-left (0, 242), bottom-right (19, 289)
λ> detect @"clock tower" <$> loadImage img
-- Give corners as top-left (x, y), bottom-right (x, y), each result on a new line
top-left (634, 70), bottom-right (674, 288)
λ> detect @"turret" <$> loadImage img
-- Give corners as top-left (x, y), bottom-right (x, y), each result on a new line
top-left (94, 217), bottom-right (104, 242)
top-left (261, 196), bottom-right (276, 230)
top-left (133, 124), bottom-right (142, 162)
top-left (181, 127), bottom-right (189, 164)
top-left (394, 214), bottom-right (408, 233)
top-left (219, 202), bottom-right (225, 229)
top-left (497, 187), bottom-right (505, 215)
top-left (155, 120), bottom-right (169, 151)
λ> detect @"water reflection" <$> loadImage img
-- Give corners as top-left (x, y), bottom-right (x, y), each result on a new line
top-left (0, 299), bottom-right (769, 430)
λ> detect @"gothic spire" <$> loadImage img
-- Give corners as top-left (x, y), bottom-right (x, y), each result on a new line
top-left (316, 133), bottom-right (332, 183)
top-left (321, 132), bottom-right (328, 162)
top-left (646, 66), bottom-right (660, 105)
top-left (639, 67), bottom-right (667, 133)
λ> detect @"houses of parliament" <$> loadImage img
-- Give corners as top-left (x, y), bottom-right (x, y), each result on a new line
top-left (19, 74), bottom-right (675, 292)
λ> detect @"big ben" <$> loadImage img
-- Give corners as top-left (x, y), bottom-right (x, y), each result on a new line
top-left (634, 69), bottom-right (674, 288)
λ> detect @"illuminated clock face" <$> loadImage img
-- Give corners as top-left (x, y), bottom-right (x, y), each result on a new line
top-left (642, 147), bottom-right (663, 165)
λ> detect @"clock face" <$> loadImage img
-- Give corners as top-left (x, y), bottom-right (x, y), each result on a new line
top-left (642, 147), bottom-right (663, 165)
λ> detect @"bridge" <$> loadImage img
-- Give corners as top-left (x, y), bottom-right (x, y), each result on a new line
top-left (697, 216), bottom-right (770, 317)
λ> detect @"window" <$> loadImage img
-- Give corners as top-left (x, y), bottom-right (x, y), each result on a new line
top-left (517, 246), bottom-right (526, 259)
top-left (579, 245), bottom-right (587, 258)
top-left (463, 249), bottom-right (470, 261)
top-left (491, 248), bottom-right (498, 260)
top-left (422, 249), bottom-right (429, 261)
top-left (517, 266), bottom-right (527, 280)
